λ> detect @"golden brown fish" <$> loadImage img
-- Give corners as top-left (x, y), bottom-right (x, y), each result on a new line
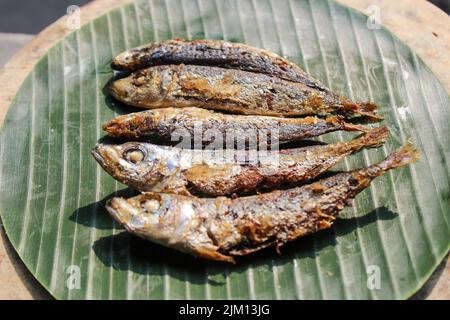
top-left (103, 107), bottom-right (370, 145)
top-left (111, 39), bottom-right (325, 90)
top-left (105, 142), bottom-right (418, 263)
top-left (92, 127), bottom-right (389, 196)
top-left (109, 64), bottom-right (380, 120)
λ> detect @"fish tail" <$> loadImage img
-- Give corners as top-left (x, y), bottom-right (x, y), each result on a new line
top-left (360, 102), bottom-right (378, 112)
top-left (353, 126), bottom-right (390, 149)
top-left (373, 141), bottom-right (420, 173)
top-left (194, 247), bottom-right (235, 264)
top-left (355, 111), bottom-right (384, 122)
top-left (348, 141), bottom-right (419, 190)
top-left (337, 118), bottom-right (372, 133)
top-left (342, 101), bottom-right (383, 122)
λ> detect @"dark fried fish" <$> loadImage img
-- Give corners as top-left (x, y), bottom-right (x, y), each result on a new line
top-left (109, 64), bottom-right (380, 120)
top-left (111, 39), bottom-right (325, 90)
top-left (105, 142), bottom-right (419, 263)
top-left (92, 127), bottom-right (389, 196)
top-left (103, 107), bottom-right (370, 145)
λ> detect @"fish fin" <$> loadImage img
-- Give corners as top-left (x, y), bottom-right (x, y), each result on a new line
top-left (326, 117), bottom-right (371, 133)
top-left (158, 185), bottom-right (192, 196)
top-left (228, 241), bottom-right (277, 256)
top-left (194, 247), bottom-right (235, 264)
top-left (355, 111), bottom-right (384, 122)
top-left (376, 141), bottom-right (420, 171)
top-left (358, 102), bottom-right (384, 121)
top-left (275, 242), bottom-right (282, 256)
top-left (152, 173), bottom-right (193, 196)
top-left (342, 101), bottom-right (383, 122)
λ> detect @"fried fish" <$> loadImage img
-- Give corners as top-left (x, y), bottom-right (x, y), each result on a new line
top-left (93, 127), bottom-right (389, 196)
top-left (109, 64), bottom-right (380, 120)
top-left (111, 39), bottom-right (326, 90)
top-left (105, 142), bottom-right (418, 263)
top-left (103, 107), bottom-right (370, 145)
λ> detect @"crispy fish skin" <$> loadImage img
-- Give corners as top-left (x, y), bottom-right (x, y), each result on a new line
top-left (111, 39), bottom-right (326, 90)
top-left (105, 142), bottom-right (419, 263)
top-left (185, 127), bottom-right (389, 196)
top-left (109, 64), bottom-right (380, 120)
top-left (92, 127), bottom-right (389, 196)
top-left (103, 107), bottom-right (370, 144)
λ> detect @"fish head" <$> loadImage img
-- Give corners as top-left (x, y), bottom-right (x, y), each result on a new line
top-left (105, 193), bottom-right (191, 247)
top-left (111, 50), bottom-right (136, 70)
top-left (92, 142), bottom-right (179, 191)
top-left (105, 193), bottom-right (230, 261)
top-left (106, 193), bottom-right (168, 235)
top-left (111, 43), bottom-right (153, 70)
top-left (109, 67), bottom-right (171, 106)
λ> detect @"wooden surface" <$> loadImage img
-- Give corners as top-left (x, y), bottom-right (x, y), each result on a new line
top-left (0, 33), bottom-right (34, 68)
top-left (0, 0), bottom-right (448, 299)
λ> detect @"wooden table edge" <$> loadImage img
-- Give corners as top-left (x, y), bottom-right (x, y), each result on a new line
top-left (0, 0), bottom-right (448, 300)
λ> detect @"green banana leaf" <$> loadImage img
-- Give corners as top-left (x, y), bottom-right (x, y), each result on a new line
top-left (1, 0), bottom-right (449, 300)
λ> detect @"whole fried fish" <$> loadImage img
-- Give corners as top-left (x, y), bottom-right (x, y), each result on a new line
top-left (109, 64), bottom-right (380, 120)
top-left (92, 127), bottom-right (389, 196)
top-left (103, 107), bottom-right (370, 145)
top-left (111, 39), bottom-right (325, 90)
top-left (105, 142), bottom-right (418, 263)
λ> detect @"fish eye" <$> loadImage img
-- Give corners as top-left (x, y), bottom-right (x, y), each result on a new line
top-left (123, 146), bottom-right (146, 164)
top-left (142, 199), bottom-right (160, 212)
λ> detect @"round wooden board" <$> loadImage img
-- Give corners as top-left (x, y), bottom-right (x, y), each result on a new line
top-left (0, 0), bottom-right (448, 299)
